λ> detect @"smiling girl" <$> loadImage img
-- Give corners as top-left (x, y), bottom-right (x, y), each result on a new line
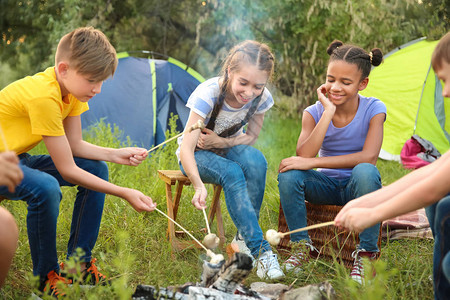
top-left (277, 40), bottom-right (386, 284)
top-left (178, 40), bottom-right (284, 280)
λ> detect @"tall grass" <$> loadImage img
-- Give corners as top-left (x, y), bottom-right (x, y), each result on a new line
top-left (0, 111), bottom-right (434, 299)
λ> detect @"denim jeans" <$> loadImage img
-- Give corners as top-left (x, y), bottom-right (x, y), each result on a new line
top-left (278, 163), bottom-right (381, 252)
top-left (0, 153), bottom-right (107, 278)
top-left (425, 195), bottom-right (450, 299)
top-left (180, 145), bottom-right (271, 257)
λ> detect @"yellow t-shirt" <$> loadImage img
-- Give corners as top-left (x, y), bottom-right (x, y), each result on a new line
top-left (0, 67), bottom-right (89, 154)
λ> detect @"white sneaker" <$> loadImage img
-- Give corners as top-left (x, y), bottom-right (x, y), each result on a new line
top-left (231, 233), bottom-right (253, 258)
top-left (255, 251), bottom-right (285, 280)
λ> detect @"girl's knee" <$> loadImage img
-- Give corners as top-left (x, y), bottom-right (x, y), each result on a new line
top-left (241, 147), bottom-right (268, 171)
top-left (222, 164), bottom-right (246, 185)
top-left (351, 163), bottom-right (381, 184)
top-left (278, 170), bottom-right (307, 187)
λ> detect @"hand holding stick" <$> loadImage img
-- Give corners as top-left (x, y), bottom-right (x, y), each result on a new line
top-left (147, 120), bottom-right (205, 153)
top-left (266, 221), bottom-right (335, 246)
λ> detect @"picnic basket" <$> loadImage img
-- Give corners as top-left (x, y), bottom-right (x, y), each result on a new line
top-left (277, 201), bottom-right (381, 268)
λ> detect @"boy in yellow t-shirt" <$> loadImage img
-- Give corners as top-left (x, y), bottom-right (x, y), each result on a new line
top-left (0, 27), bottom-right (156, 297)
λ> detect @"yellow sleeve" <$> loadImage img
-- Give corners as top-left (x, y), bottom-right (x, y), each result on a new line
top-left (27, 97), bottom-right (65, 136)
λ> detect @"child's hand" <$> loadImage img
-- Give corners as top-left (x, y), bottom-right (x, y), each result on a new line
top-left (197, 128), bottom-right (221, 149)
top-left (278, 156), bottom-right (315, 173)
top-left (334, 207), bottom-right (375, 233)
top-left (191, 184), bottom-right (208, 210)
top-left (0, 151), bottom-right (24, 192)
top-left (317, 84), bottom-right (336, 114)
top-left (121, 188), bottom-right (156, 212)
top-left (113, 147), bottom-right (148, 166)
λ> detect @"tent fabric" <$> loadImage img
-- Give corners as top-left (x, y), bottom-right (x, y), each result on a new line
top-left (361, 37), bottom-right (450, 161)
top-left (81, 53), bottom-right (204, 149)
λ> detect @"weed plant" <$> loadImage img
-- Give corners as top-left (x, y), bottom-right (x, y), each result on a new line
top-left (0, 111), bottom-right (434, 299)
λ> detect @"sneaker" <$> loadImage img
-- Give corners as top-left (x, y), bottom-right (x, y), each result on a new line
top-left (255, 251), bottom-right (285, 280)
top-left (283, 241), bottom-right (318, 272)
top-left (231, 233), bottom-right (253, 259)
top-left (350, 249), bottom-right (377, 284)
top-left (34, 270), bottom-right (71, 299)
top-left (61, 258), bottom-right (110, 287)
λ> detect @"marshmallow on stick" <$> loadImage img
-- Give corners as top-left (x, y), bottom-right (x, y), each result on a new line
top-left (266, 221), bottom-right (335, 246)
top-left (154, 207), bottom-right (223, 263)
top-left (201, 207), bottom-right (220, 249)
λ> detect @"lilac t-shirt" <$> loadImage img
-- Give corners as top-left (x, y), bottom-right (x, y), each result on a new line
top-left (305, 95), bottom-right (386, 179)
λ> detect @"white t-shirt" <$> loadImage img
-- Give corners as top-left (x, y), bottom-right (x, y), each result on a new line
top-left (176, 77), bottom-right (274, 160)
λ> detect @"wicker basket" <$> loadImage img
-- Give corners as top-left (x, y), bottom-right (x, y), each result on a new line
top-left (277, 201), bottom-right (381, 268)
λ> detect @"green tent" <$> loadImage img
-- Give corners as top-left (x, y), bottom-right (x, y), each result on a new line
top-left (361, 37), bottom-right (450, 161)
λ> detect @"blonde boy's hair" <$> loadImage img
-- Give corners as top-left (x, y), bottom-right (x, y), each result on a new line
top-left (432, 32), bottom-right (450, 72)
top-left (55, 27), bottom-right (118, 81)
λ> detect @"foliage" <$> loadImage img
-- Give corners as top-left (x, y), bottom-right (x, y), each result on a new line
top-left (1, 0), bottom-right (448, 116)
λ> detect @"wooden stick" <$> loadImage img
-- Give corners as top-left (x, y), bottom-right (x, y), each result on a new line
top-left (147, 120), bottom-right (205, 153)
top-left (202, 207), bottom-right (211, 234)
top-left (154, 207), bottom-right (208, 252)
top-left (280, 221), bottom-right (335, 237)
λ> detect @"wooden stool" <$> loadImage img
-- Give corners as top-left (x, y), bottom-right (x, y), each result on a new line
top-left (277, 201), bottom-right (382, 268)
top-left (157, 170), bottom-right (225, 251)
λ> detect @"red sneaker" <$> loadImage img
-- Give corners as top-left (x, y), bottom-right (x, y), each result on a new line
top-left (350, 249), bottom-right (377, 284)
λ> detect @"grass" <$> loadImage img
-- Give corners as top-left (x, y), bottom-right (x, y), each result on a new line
top-left (0, 111), bottom-right (434, 299)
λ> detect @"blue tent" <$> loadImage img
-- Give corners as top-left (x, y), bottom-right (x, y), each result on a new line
top-left (81, 51), bottom-right (205, 149)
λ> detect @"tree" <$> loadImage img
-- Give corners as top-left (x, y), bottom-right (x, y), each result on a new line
top-left (1, 0), bottom-right (448, 114)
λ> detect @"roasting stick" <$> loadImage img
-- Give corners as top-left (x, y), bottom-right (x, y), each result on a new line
top-left (282, 221), bottom-right (335, 236)
top-left (266, 221), bottom-right (335, 246)
top-left (154, 207), bottom-right (208, 251)
top-left (147, 120), bottom-right (205, 153)
top-left (154, 207), bottom-right (224, 263)
top-left (202, 208), bottom-right (211, 234)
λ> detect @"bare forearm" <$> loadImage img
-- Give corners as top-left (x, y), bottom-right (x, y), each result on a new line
top-left (348, 155), bottom-right (445, 209)
top-left (179, 144), bottom-right (204, 189)
top-left (371, 174), bottom-right (446, 222)
top-left (218, 133), bottom-right (258, 148)
top-left (297, 111), bottom-right (333, 157)
top-left (70, 140), bottom-right (114, 161)
top-left (309, 151), bottom-right (377, 169)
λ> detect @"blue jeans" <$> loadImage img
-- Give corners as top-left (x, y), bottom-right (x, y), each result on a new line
top-left (425, 196), bottom-right (450, 300)
top-left (0, 153), bottom-right (107, 278)
top-left (278, 163), bottom-right (381, 252)
top-left (180, 145), bottom-right (271, 257)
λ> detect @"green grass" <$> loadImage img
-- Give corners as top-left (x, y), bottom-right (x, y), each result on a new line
top-left (0, 111), bottom-right (434, 299)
